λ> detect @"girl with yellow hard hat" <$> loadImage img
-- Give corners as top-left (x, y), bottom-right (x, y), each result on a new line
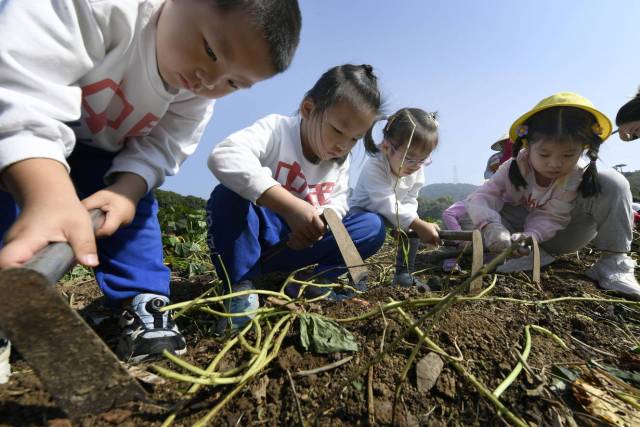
top-left (463, 92), bottom-right (639, 299)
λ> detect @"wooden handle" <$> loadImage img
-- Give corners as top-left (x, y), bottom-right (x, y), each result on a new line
top-left (23, 209), bottom-right (105, 283)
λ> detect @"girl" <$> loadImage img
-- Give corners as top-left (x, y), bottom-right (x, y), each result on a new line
top-left (616, 88), bottom-right (640, 141)
top-left (464, 92), bottom-right (639, 298)
top-left (349, 108), bottom-right (441, 287)
top-left (207, 64), bottom-right (386, 332)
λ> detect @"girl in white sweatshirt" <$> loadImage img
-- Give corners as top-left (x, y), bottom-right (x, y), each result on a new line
top-left (350, 108), bottom-right (441, 287)
top-left (207, 64), bottom-right (388, 332)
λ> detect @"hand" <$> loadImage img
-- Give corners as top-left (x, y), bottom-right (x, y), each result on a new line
top-left (0, 159), bottom-right (98, 268)
top-left (619, 121), bottom-right (640, 142)
top-left (510, 233), bottom-right (532, 257)
top-left (257, 185), bottom-right (326, 250)
top-left (411, 219), bottom-right (441, 245)
top-left (281, 201), bottom-right (326, 250)
top-left (81, 173), bottom-right (147, 238)
top-left (482, 223), bottom-right (511, 253)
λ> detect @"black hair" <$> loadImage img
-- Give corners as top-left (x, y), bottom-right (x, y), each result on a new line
top-left (615, 88), bottom-right (640, 126)
top-left (301, 64), bottom-right (383, 163)
top-left (508, 106), bottom-right (603, 197)
top-left (210, 0), bottom-right (301, 73)
top-left (363, 108), bottom-right (439, 156)
top-left (303, 64), bottom-right (383, 118)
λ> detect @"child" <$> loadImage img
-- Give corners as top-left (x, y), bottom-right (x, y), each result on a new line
top-left (464, 92), bottom-right (640, 298)
top-left (0, 0), bottom-right (302, 368)
top-left (616, 88), bottom-right (640, 141)
top-left (349, 108), bottom-right (441, 287)
top-left (207, 64), bottom-right (387, 332)
top-left (484, 133), bottom-right (513, 179)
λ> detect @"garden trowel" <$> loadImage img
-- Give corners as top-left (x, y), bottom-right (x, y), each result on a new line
top-left (0, 209), bottom-right (146, 418)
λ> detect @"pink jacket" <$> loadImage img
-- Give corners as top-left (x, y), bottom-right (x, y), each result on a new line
top-left (464, 149), bottom-right (583, 242)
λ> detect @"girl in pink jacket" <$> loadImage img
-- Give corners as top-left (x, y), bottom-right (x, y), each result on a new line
top-left (464, 92), bottom-right (639, 299)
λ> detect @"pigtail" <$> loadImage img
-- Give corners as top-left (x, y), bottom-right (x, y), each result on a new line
top-left (363, 118), bottom-right (384, 155)
top-left (577, 138), bottom-right (602, 197)
top-left (507, 135), bottom-right (528, 189)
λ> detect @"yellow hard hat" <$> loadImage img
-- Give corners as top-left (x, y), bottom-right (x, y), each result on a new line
top-left (509, 92), bottom-right (612, 142)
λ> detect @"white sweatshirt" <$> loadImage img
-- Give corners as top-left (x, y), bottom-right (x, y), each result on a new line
top-left (349, 150), bottom-right (424, 230)
top-left (0, 0), bottom-right (214, 191)
top-left (208, 114), bottom-right (350, 218)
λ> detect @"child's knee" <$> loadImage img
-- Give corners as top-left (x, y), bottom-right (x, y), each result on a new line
top-left (350, 212), bottom-right (385, 257)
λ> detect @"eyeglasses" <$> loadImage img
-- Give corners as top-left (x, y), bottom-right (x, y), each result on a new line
top-left (388, 144), bottom-right (432, 167)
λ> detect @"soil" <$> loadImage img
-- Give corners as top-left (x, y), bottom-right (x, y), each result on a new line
top-left (2, 236), bottom-right (640, 426)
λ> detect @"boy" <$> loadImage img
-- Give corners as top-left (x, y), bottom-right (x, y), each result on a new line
top-left (616, 88), bottom-right (640, 141)
top-left (0, 0), bottom-right (301, 371)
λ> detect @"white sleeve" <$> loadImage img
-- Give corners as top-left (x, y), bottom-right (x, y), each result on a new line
top-left (357, 161), bottom-right (418, 230)
top-left (207, 115), bottom-right (281, 202)
top-left (108, 96), bottom-right (214, 190)
top-left (397, 171), bottom-right (424, 228)
top-left (0, 0), bottom-right (97, 177)
top-left (319, 162), bottom-right (350, 219)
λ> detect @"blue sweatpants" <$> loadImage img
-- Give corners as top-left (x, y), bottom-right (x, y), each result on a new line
top-left (0, 144), bottom-right (169, 304)
top-left (206, 184), bottom-right (386, 286)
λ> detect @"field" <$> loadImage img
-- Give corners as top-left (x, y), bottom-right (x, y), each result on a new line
top-left (1, 201), bottom-right (639, 426)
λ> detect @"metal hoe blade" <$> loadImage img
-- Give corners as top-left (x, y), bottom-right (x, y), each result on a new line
top-left (0, 209), bottom-right (146, 417)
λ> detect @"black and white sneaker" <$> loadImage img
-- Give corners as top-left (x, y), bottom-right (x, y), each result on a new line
top-left (116, 293), bottom-right (186, 362)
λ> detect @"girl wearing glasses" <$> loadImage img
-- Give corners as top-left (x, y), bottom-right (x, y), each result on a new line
top-left (350, 108), bottom-right (441, 288)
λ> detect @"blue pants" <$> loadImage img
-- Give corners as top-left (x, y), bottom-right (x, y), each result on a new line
top-left (206, 185), bottom-right (386, 286)
top-left (0, 144), bottom-right (169, 304)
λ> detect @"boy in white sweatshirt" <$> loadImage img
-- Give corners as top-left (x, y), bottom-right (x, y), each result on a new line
top-left (0, 0), bottom-right (301, 368)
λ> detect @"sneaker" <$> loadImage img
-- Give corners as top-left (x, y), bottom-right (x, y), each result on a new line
top-left (442, 258), bottom-right (461, 272)
top-left (585, 253), bottom-right (640, 300)
top-left (393, 272), bottom-right (428, 289)
top-left (116, 293), bottom-right (187, 362)
top-left (0, 332), bottom-right (10, 384)
top-left (496, 247), bottom-right (555, 273)
top-left (216, 281), bottom-right (260, 335)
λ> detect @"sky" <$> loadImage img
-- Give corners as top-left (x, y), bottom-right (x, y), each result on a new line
top-left (161, 0), bottom-right (640, 199)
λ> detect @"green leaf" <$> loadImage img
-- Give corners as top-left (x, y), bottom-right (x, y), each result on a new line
top-left (299, 314), bottom-right (358, 354)
top-left (595, 363), bottom-right (640, 388)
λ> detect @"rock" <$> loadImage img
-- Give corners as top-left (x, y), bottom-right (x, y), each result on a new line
top-left (416, 352), bottom-right (444, 393)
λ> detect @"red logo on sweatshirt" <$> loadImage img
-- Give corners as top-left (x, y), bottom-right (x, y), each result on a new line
top-left (523, 193), bottom-right (547, 209)
top-left (274, 161), bottom-right (335, 207)
top-left (81, 79), bottom-right (159, 143)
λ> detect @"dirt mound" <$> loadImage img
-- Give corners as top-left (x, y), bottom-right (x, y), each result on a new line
top-left (1, 239), bottom-right (640, 426)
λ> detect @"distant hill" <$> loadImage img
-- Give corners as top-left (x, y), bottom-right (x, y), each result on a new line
top-left (419, 183), bottom-right (478, 202)
top-left (154, 189), bottom-right (206, 210)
